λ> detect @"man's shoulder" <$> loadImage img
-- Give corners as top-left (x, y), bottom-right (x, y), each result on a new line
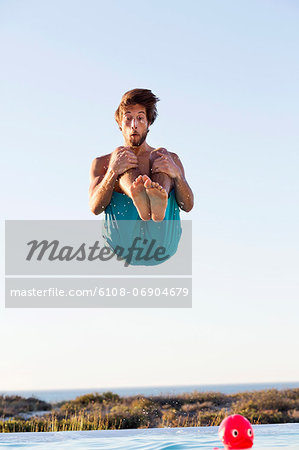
top-left (91, 153), bottom-right (111, 167)
top-left (90, 154), bottom-right (111, 177)
top-left (92, 153), bottom-right (111, 164)
top-left (154, 147), bottom-right (180, 160)
top-left (152, 147), bottom-right (175, 154)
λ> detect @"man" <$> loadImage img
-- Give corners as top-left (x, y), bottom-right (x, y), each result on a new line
top-left (89, 88), bottom-right (193, 222)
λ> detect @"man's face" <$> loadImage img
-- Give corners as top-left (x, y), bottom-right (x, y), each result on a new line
top-left (120, 104), bottom-right (149, 147)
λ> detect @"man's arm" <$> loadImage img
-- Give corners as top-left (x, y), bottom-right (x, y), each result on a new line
top-left (89, 155), bottom-right (118, 215)
top-left (89, 147), bottom-right (138, 215)
top-left (151, 150), bottom-right (194, 212)
top-left (171, 153), bottom-right (194, 212)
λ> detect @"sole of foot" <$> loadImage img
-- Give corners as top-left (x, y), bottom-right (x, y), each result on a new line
top-left (130, 175), bottom-right (151, 221)
top-left (143, 176), bottom-right (168, 222)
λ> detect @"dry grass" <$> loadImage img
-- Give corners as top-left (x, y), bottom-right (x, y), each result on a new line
top-left (0, 388), bottom-right (298, 433)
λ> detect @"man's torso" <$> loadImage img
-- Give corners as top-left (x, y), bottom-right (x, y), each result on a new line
top-left (106, 147), bottom-right (154, 193)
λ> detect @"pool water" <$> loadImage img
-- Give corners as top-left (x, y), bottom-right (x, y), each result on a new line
top-left (0, 424), bottom-right (298, 449)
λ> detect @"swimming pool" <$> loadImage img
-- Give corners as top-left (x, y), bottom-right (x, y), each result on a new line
top-left (0, 424), bottom-right (298, 449)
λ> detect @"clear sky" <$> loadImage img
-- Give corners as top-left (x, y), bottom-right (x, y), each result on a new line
top-left (0, 0), bottom-right (298, 390)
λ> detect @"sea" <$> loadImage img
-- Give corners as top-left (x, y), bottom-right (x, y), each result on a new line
top-left (0, 381), bottom-right (298, 403)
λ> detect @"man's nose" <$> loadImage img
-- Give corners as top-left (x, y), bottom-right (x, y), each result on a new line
top-left (131, 119), bottom-right (138, 129)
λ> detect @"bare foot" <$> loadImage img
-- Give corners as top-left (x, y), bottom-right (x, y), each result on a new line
top-left (130, 175), bottom-right (151, 221)
top-left (143, 175), bottom-right (168, 222)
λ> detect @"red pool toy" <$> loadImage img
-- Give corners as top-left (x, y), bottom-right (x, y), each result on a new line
top-left (214, 414), bottom-right (254, 449)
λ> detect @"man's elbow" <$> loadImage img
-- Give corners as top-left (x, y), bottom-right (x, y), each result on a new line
top-left (180, 194), bottom-right (194, 212)
top-left (91, 207), bottom-right (100, 216)
top-left (182, 203), bottom-right (193, 213)
top-left (89, 201), bottom-right (104, 216)
top-left (185, 206), bottom-right (193, 213)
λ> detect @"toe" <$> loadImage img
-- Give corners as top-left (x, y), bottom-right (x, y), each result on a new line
top-left (144, 177), bottom-right (152, 188)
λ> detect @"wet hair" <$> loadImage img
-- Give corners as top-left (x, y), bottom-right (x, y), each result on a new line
top-left (115, 88), bottom-right (160, 126)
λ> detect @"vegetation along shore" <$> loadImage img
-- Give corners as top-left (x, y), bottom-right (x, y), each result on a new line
top-left (0, 388), bottom-right (298, 432)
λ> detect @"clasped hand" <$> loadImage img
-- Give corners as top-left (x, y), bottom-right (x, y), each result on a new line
top-left (109, 147), bottom-right (138, 176)
top-left (151, 150), bottom-right (181, 179)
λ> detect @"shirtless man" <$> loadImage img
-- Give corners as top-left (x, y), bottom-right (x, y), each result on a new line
top-left (89, 88), bottom-right (193, 221)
